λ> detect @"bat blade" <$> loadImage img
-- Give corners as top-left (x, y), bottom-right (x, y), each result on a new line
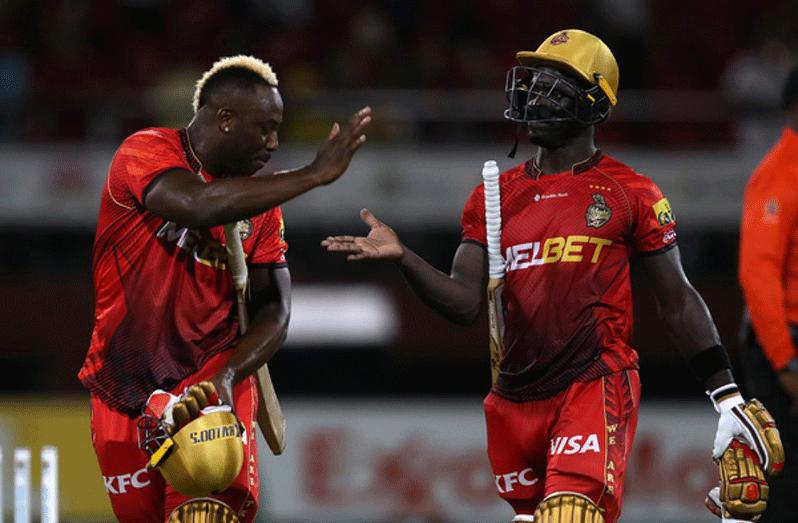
top-left (256, 365), bottom-right (286, 454)
top-left (487, 277), bottom-right (504, 384)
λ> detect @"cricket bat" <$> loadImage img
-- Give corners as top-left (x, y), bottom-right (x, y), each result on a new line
top-left (482, 160), bottom-right (505, 385)
top-left (224, 221), bottom-right (286, 455)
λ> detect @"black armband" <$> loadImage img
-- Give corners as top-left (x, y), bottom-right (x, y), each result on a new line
top-left (688, 344), bottom-right (732, 384)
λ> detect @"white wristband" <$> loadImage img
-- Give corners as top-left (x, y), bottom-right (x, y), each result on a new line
top-left (709, 383), bottom-right (743, 413)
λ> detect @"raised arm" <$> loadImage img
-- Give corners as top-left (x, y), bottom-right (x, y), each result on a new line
top-left (322, 208), bottom-right (488, 325)
top-left (144, 107), bottom-right (371, 228)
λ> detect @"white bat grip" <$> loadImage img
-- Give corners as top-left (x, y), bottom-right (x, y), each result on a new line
top-left (224, 222), bottom-right (249, 289)
top-left (482, 160), bottom-right (503, 279)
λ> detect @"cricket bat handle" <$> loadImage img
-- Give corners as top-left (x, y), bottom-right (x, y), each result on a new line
top-left (224, 222), bottom-right (286, 455)
top-left (482, 160), bottom-right (504, 385)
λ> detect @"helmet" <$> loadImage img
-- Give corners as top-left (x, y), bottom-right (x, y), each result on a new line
top-left (505, 29), bottom-right (619, 125)
top-left (518, 29), bottom-right (618, 106)
top-left (143, 410), bottom-right (244, 497)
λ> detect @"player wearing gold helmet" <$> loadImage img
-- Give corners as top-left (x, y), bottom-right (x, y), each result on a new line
top-left (322, 29), bottom-right (782, 523)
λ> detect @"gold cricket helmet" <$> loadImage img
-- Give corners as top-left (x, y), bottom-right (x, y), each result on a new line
top-left (517, 29), bottom-right (618, 107)
top-left (147, 410), bottom-right (244, 498)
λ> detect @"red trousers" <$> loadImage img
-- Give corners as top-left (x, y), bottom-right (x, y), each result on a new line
top-left (90, 351), bottom-right (260, 523)
top-left (484, 369), bottom-right (640, 523)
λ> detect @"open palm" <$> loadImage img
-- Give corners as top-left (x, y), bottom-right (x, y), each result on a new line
top-left (322, 209), bottom-right (404, 261)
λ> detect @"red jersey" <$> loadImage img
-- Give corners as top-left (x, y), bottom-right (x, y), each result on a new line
top-left (79, 128), bottom-right (288, 416)
top-left (461, 152), bottom-right (677, 401)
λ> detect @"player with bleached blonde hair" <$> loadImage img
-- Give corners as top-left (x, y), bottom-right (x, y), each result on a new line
top-left (193, 55), bottom-right (279, 114)
top-left (80, 55), bottom-right (370, 523)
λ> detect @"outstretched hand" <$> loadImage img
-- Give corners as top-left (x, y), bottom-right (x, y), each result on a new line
top-left (322, 208), bottom-right (404, 261)
top-left (312, 107), bottom-right (371, 185)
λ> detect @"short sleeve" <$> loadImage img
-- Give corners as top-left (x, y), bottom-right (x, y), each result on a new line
top-left (630, 176), bottom-right (677, 255)
top-left (107, 129), bottom-right (187, 208)
top-left (247, 207), bottom-right (288, 266)
top-left (461, 183), bottom-right (487, 247)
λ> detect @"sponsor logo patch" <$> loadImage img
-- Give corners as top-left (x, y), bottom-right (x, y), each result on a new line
top-left (156, 222), bottom-right (229, 268)
top-left (536, 192), bottom-right (569, 201)
top-left (506, 236), bottom-right (613, 271)
top-left (549, 434), bottom-right (602, 455)
top-left (653, 198), bottom-right (675, 227)
top-left (494, 467), bottom-right (539, 493)
top-left (103, 467), bottom-right (151, 494)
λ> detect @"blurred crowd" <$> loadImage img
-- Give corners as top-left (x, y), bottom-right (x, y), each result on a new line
top-left (0, 0), bottom-right (796, 144)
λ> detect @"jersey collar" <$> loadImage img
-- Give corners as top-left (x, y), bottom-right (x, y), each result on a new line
top-left (179, 128), bottom-right (205, 177)
top-left (524, 150), bottom-right (605, 179)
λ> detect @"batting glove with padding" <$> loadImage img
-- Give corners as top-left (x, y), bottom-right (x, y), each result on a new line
top-left (143, 390), bottom-right (181, 429)
top-left (705, 439), bottom-right (769, 522)
top-left (143, 381), bottom-right (222, 434)
top-left (710, 386), bottom-right (784, 477)
top-left (706, 484), bottom-right (759, 523)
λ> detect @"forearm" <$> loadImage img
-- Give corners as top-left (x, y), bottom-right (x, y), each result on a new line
top-left (659, 284), bottom-right (722, 358)
top-left (215, 303), bottom-right (289, 386)
top-left (177, 167), bottom-right (326, 228)
top-left (642, 248), bottom-right (734, 391)
top-left (657, 286), bottom-right (736, 390)
top-left (396, 248), bottom-right (482, 325)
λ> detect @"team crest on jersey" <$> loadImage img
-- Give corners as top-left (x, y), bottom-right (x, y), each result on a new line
top-left (238, 219), bottom-right (253, 240)
top-left (652, 198), bottom-right (674, 227)
top-left (550, 31), bottom-right (569, 45)
top-left (585, 194), bottom-right (612, 228)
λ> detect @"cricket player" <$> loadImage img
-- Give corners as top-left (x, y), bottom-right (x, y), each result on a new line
top-left (323, 30), bottom-right (781, 523)
top-left (79, 55), bottom-right (370, 522)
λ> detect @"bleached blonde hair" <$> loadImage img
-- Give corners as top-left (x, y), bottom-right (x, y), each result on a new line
top-left (192, 55), bottom-right (279, 113)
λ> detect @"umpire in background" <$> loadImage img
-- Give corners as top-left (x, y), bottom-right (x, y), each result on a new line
top-left (739, 64), bottom-right (798, 523)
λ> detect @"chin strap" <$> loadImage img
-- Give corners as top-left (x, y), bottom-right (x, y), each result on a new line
top-left (508, 123), bottom-right (523, 158)
top-left (507, 135), bottom-right (519, 158)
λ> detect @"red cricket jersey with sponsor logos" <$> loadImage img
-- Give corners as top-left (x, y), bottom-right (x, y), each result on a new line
top-left (462, 152), bottom-right (676, 401)
top-left (79, 128), bottom-right (287, 417)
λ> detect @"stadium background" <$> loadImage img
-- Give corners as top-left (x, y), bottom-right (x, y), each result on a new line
top-left (0, 0), bottom-right (796, 521)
